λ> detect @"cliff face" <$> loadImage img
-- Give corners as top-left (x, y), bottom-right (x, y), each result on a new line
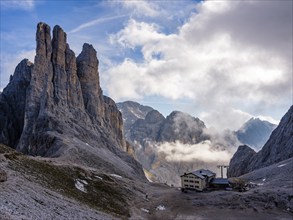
top-left (129, 110), bottom-right (165, 143)
top-left (227, 145), bottom-right (256, 177)
top-left (0, 22), bottom-right (144, 180)
top-left (228, 105), bottom-right (293, 177)
top-left (249, 105), bottom-right (293, 169)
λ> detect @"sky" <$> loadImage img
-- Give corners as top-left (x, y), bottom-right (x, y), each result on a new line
top-left (0, 0), bottom-right (292, 131)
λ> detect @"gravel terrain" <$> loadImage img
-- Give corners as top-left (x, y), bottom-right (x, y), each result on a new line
top-left (0, 147), bottom-right (117, 220)
top-left (1, 144), bottom-right (292, 219)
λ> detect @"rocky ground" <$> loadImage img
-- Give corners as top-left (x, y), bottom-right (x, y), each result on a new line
top-left (130, 157), bottom-right (293, 219)
top-left (130, 185), bottom-right (292, 219)
top-left (0, 145), bottom-right (121, 219)
top-left (1, 144), bottom-right (292, 219)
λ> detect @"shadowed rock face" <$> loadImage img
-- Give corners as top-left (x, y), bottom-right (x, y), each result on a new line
top-left (0, 59), bottom-right (33, 147)
top-left (227, 145), bottom-right (256, 177)
top-left (0, 22), bottom-right (144, 180)
top-left (228, 105), bottom-right (293, 177)
top-left (129, 110), bottom-right (165, 143)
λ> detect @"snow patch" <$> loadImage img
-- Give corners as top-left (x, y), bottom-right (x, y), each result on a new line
top-left (156, 205), bottom-right (166, 211)
top-left (140, 208), bottom-right (149, 213)
top-left (75, 179), bottom-right (88, 193)
top-left (262, 178), bottom-right (266, 182)
top-left (277, 163), bottom-right (287, 168)
top-left (110, 174), bottom-right (123, 179)
top-left (130, 108), bottom-right (143, 119)
top-left (95, 175), bottom-right (103, 180)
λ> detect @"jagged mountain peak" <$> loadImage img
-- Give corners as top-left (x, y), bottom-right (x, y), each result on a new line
top-left (166, 110), bottom-right (205, 126)
top-left (238, 117), bottom-right (276, 131)
top-left (0, 22), bottom-right (145, 180)
top-left (9, 59), bottom-right (33, 83)
top-left (236, 117), bottom-right (277, 150)
top-left (145, 110), bottom-right (165, 124)
top-left (117, 101), bottom-right (154, 133)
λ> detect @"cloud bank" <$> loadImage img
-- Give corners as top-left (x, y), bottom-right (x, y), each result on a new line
top-left (105, 1), bottom-right (292, 130)
top-left (156, 140), bottom-right (232, 163)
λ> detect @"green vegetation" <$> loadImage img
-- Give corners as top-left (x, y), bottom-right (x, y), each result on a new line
top-left (0, 144), bottom-right (15, 154)
top-left (0, 144), bottom-right (132, 218)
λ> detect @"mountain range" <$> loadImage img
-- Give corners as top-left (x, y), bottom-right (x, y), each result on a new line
top-left (117, 101), bottom-right (278, 185)
top-left (118, 101), bottom-right (277, 151)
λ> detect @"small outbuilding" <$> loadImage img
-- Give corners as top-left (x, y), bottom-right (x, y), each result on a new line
top-left (210, 178), bottom-right (230, 189)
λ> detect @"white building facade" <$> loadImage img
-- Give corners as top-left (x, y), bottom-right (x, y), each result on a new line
top-left (180, 169), bottom-right (216, 191)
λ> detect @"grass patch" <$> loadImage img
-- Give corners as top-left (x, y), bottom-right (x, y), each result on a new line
top-left (0, 144), bottom-right (15, 154)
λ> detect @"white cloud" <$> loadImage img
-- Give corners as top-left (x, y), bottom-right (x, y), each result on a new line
top-left (110, 19), bottom-right (165, 52)
top-left (119, 0), bottom-right (162, 17)
top-left (69, 15), bottom-right (127, 34)
top-left (105, 1), bottom-right (292, 129)
top-left (1, 0), bottom-right (36, 11)
top-left (200, 108), bottom-right (253, 131)
top-left (156, 140), bottom-right (232, 163)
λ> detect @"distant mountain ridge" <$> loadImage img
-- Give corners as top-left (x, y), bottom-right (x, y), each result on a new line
top-left (228, 105), bottom-right (293, 177)
top-left (118, 101), bottom-right (276, 151)
top-left (117, 101), bottom-right (153, 138)
top-left (236, 117), bottom-right (277, 150)
top-left (129, 110), bottom-right (208, 145)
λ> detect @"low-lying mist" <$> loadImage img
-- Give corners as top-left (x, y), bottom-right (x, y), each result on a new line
top-left (156, 140), bottom-right (232, 163)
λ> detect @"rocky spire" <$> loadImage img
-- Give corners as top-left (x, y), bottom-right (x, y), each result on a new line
top-left (17, 22), bottom-right (54, 152)
top-left (52, 25), bottom-right (66, 68)
top-left (51, 25), bottom-right (84, 108)
top-left (0, 22), bottom-right (144, 180)
top-left (77, 43), bottom-right (104, 123)
top-left (36, 22), bottom-right (52, 60)
top-left (65, 44), bottom-right (84, 109)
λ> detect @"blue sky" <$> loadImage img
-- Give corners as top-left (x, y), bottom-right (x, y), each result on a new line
top-left (0, 0), bottom-right (292, 131)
